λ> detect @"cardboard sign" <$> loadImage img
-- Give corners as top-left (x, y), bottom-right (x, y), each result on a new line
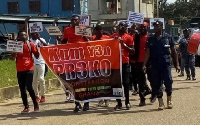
top-left (127, 11), bottom-right (144, 24)
top-left (29, 22), bottom-right (43, 33)
top-left (75, 26), bottom-right (92, 36)
top-left (6, 40), bottom-right (24, 53)
top-left (79, 15), bottom-right (91, 26)
top-left (188, 33), bottom-right (200, 55)
top-left (40, 39), bottom-right (122, 102)
top-left (150, 18), bottom-right (165, 29)
top-left (45, 26), bottom-right (62, 36)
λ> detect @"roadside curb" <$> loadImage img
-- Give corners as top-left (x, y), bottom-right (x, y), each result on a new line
top-left (0, 78), bottom-right (61, 101)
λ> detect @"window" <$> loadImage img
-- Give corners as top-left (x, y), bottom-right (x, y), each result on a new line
top-left (62, 0), bottom-right (74, 11)
top-left (29, 0), bottom-right (41, 12)
top-left (7, 2), bottom-right (19, 14)
top-left (105, 0), bottom-right (121, 14)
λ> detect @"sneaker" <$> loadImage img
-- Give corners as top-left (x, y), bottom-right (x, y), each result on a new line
top-left (186, 76), bottom-right (191, 80)
top-left (114, 104), bottom-right (122, 110)
top-left (178, 74), bottom-right (184, 77)
top-left (36, 96), bottom-right (40, 102)
top-left (40, 96), bottom-right (46, 102)
top-left (132, 90), bottom-right (138, 95)
top-left (143, 89), bottom-right (152, 97)
top-left (126, 103), bottom-right (131, 110)
top-left (98, 100), bottom-right (104, 107)
top-left (83, 103), bottom-right (89, 111)
top-left (105, 100), bottom-right (110, 107)
top-left (34, 103), bottom-right (39, 112)
top-left (74, 105), bottom-right (82, 113)
top-left (158, 98), bottom-right (165, 110)
top-left (150, 95), bottom-right (157, 103)
top-left (139, 100), bottom-right (146, 106)
top-left (65, 95), bottom-right (74, 103)
top-left (21, 108), bottom-right (30, 113)
top-left (192, 77), bottom-right (196, 81)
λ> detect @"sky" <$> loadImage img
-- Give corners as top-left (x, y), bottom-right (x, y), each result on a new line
top-left (167, 0), bottom-right (176, 3)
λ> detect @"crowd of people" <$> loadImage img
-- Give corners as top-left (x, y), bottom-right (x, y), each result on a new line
top-left (11, 14), bottom-right (184, 114)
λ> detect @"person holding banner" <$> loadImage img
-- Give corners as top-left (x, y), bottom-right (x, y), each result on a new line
top-left (59, 15), bottom-right (89, 112)
top-left (110, 22), bottom-right (134, 110)
top-left (11, 31), bottom-right (40, 113)
top-left (129, 22), bottom-right (151, 106)
top-left (30, 32), bottom-right (48, 103)
top-left (143, 21), bottom-right (180, 110)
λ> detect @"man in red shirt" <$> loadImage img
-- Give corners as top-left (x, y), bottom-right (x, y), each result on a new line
top-left (129, 22), bottom-right (151, 106)
top-left (92, 25), bottom-right (110, 41)
top-left (11, 31), bottom-right (39, 113)
top-left (59, 15), bottom-right (89, 112)
top-left (110, 22), bottom-right (134, 110)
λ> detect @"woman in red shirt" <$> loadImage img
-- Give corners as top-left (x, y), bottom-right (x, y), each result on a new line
top-left (11, 31), bottom-right (39, 113)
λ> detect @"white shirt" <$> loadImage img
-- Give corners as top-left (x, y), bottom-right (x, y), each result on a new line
top-left (30, 38), bottom-right (46, 65)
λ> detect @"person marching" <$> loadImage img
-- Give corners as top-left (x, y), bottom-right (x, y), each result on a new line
top-left (58, 15), bottom-right (89, 112)
top-left (30, 32), bottom-right (48, 103)
top-left (11, 31), bottom-right (40, 113)
top-left (143, 21), bottom-right (180, 110)
top-left (110, 22), bottom-right (134, 110)
top-left (92, 25), bottom-right (110, 107)
top-left (129, 22), bottom-right (151, 106)
top-left (183, 29), bottom-right (196, 80)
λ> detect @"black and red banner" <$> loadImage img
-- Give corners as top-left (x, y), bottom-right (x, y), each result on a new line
top-left (40, 39), bottom-right (122, 102)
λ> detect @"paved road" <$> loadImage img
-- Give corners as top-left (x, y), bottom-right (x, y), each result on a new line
top-left (0, 68), bottom-right (200, 125)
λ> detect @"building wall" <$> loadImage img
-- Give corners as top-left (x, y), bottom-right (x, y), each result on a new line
top-left (0, 0), bottom-right (80, 18)
top-left (88, 0), bottom-right (154, 20)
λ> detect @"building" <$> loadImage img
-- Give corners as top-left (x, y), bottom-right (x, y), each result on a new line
top-left (0, 0), bottom-right (81, 17)
top-left (88, 0), bottom-right (154, 27)
top-left (0, 0), bottom-right (83, 44)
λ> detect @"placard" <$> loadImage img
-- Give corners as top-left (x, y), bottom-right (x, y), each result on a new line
top-left (6, 40), bottom-right (24, 53)
top-left (78, 15), bottom-right (91, 26)
top-left (127, 11), bottom-right (144, 24)
top-left (75, 26), bottom-right (92, 36)
top-left (29, 22), bottom-right (43, 33)
top-left (45, 26), bottom-right (62, 36)
top-left (150, 18), bottom-right (165, 29)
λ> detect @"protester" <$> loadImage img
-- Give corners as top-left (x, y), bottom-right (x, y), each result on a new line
top-left (128, 23), bottom-right (139, 95)
top-left (178, 29), bottom-right (190, 77)
top-left (11, 31), bottom-right (39, 113)
top-left (92, 25), bottom-right (110, 107)
top-left (30, 32), bottom-right (48, 102)
top-left (129, 22), bottom-right (151, 106)
top-left (180, 29), bottom-right (196, 80)
top-left (110, 22), bottom-right (134, 110)
top-left (60, 15), bottom-right (89, 112)
top-left (143, 21), bottom-right (180, 110)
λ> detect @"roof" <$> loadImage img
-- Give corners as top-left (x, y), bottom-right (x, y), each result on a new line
top-left (0, 14), bottom-right (98, 24)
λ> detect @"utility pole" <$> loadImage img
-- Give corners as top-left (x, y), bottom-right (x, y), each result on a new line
top-left (156, 0), bottom-right (159, 17)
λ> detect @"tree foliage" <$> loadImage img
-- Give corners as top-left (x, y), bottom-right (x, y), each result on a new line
top-left (154, 0), bottom-right (200, 25)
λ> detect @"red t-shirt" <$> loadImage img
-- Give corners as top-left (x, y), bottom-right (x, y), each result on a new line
top-left (130, 34), bottom-right (148, 63)
top-left (63, 26), bottom-right (85, 43)
top-left (92, 35), bottom-right (110, 40)
top-left (16, 41), bottom-right (38, 72)
top-left (110, 33), bottom-right (134, 63)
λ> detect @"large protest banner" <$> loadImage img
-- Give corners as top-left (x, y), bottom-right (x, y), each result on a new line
top-left (40, 39), bottom-right (122, 102)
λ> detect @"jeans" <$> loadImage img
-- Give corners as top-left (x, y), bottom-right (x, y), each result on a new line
top-left (185, 55), bottom-right (195, 77)
top-left (17, 70), bottom-right (37, 108)
top-left (116, 63), bottom-right (130, 105)
top-left (180, 57), bottom-right (186, 75)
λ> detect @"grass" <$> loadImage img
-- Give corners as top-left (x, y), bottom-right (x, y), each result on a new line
top-left (0, 59), bottom-right (56, 88)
